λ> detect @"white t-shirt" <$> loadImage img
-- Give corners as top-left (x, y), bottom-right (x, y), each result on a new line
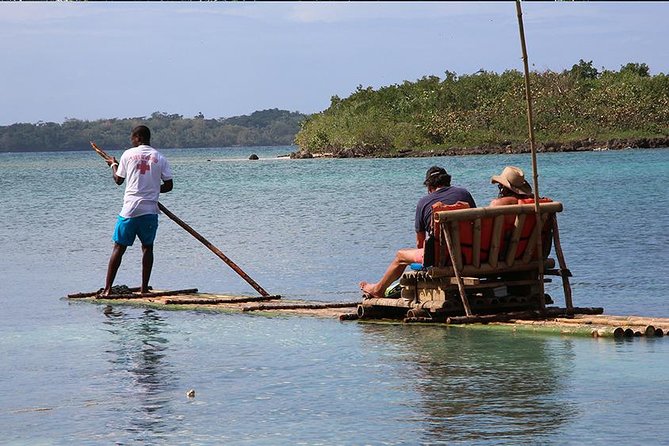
top-left (116, 145), bottom-right (173, 218)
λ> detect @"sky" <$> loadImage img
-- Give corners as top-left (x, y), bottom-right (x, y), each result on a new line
top-left (1, 2), bottom-right (668, 126)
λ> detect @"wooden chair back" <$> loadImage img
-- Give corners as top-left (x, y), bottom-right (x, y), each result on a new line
top-left (430, 201), bottom-right (562, 277)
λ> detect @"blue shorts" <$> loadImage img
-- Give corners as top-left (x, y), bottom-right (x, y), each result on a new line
top-left (112, 214), bottom-right (159, 247)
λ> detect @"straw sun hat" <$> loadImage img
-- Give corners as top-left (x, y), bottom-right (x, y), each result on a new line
top-left (491, 166), bottom-right (532, 195)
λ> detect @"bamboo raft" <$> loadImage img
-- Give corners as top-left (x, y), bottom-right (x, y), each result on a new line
top-left (352, 200), bottom-right (669, 338)
top-left (65, 288), bottom-right (669, 339)
top-left (71, 5), bottom-right (667, 340)
top-left (66, 287), bottom-right (360, 319)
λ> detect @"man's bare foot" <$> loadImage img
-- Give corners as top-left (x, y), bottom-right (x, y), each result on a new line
top-left (97, 288), bottom-right (111, 298)
top-left (359, 281), bottom-right (383, 299)
top-left (140, 288), bottom-right (150, 294)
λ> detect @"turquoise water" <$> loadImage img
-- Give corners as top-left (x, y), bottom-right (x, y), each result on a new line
top-left (1, 147), bottom-right (668, 444)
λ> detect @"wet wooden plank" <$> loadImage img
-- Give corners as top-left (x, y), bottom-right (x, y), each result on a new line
top-left (242, 302), bottom-right (359, 312)
top-left (164, 295), bottom-right (281, 305)
top-left (68, 286), bottom-right (146, 298)
top-left (97, 288), bottom-right (198, 300)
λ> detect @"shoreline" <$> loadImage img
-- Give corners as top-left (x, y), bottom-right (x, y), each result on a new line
top-left (289, 136), bottom-right (669, 159)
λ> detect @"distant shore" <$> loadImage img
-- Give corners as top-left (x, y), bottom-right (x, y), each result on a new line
top-left (289, 136), bottom-right (669, 159)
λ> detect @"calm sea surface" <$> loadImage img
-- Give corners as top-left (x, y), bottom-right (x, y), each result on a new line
top-left (1, 146), bottom-right (668, 445)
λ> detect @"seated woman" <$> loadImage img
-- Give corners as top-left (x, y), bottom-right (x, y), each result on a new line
top-left (489, 166), bottom-right (548, 296)
top-left (490, 166), bottom-right (533, 206)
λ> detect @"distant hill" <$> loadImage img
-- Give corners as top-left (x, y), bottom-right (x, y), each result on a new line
top-left (0, 108), bottom-right (308, 152)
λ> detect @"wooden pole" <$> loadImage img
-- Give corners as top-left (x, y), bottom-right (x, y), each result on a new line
top-left (453, 321), bottom-right (625, 339)
top-left (443, 222), bottom-right (473, 316)
top-left (68, 286), bottom-right (147, 298)
top-left (164, 295), bottom-right (280, 305)
top-left (96, 288), bottom-right (199, 300)
top-left (242, 302), bottom-right (358, 312)
top-left (446, 306), bottom-right (603, 324)
top-left (551, 217), bottom-right (574, 311)
top-left (89, 141), bottom-right (272, 298)
top-left (434, 202), bottom-right (563, 222)
top-left (515, 0), bottom-right (545, 312)
top-left (90, 141), bottom-right (113, 162)
top-left (158, 202), bottom-right (271, 297)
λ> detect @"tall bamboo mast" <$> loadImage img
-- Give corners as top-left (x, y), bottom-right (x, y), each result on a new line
top-left (515, 0), bottom-right (546, 311)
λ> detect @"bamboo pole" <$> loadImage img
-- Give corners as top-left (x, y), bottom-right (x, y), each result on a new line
top-left (157, 203), bottom-right (271, 297)
top-left (450, 222), bottom-right (464, 270)
top-left (565, 323), bottom-right (660, 337)
top-left (505, 214), bottom-right (526, 266)
top-left (68, 286), bottom-right (147, 298)
top-left (242, 302), bottom-right (358, 312)
top-left (472, 219), bottom-right (482, 267)
top-left (360, 297), bottom-right (413, 308)
top-left (552, 316), bottom-right (669, 330)
top-left (430, 257), bottom-right (555, 278)
top-left (551, 217), bottom-right (574, 311)
top-left (450, 321), bottom-right (623, 338)
top-left (164, 295), bottom-right (280, 305)
top-left (96, 288), bottom-right (199, 300)
top-left (443, 222), bottom-right (473, 316)
top-left (488, 215), bottom-right (504, 268)
top-left (445, 306), bottom-right (603, 324)
top-left (515, 0), bottom-right (545, 312)
top-left (406, 308), bottom-right (431, 319)
top-left (434, 202), bottom-right (563, 222)
top-left (522, 213), bottom-right (549, 263)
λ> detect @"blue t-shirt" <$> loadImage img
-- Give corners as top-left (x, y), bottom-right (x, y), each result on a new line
top-left (415, 186), bottom-right (477, 234)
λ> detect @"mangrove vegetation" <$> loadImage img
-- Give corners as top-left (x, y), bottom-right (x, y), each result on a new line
top-left (294, 60), bottom-right (669, 157)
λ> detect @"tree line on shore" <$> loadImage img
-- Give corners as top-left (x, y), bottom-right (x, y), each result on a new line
top-left (0, 109), bottom-right (307, 153)
top-left (293, 60), bottom-right (669, 157)
top-left (5, 61), bottom-right (668, 156)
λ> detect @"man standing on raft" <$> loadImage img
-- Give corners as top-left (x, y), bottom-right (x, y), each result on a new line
top-left (99, 125), bottom-right (173, 297)
top-left (360, 166), bottom-right (476, 298)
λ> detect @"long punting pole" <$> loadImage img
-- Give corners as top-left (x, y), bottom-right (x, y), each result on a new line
top-left (515, 1), bottom-right (546, 312)
top-left (156, 202), bottom-right (271, 297)
top-left (90, 141), bottom-right (272, 298)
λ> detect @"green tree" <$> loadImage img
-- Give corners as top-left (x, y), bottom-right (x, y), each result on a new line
top-left (568, 59), bottom-right (599, 80)
top-left (619, 62), bottom-right (650, 77)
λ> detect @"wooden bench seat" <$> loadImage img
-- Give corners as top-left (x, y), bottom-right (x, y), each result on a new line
top-left (431, 202), bottom-right (561, 275)
top-left (399, 201), bottom-right (573, 317)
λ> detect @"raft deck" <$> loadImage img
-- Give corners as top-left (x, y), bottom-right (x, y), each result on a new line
top-left (66, 288), bottom-right (669, 339)
top-left (66, 287), bottom-right (359, 319)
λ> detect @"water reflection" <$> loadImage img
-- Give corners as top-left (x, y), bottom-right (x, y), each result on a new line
top-left (361, 324), bottom-right (576, 443)
top-left (103, 308), bottom-right (176, 442)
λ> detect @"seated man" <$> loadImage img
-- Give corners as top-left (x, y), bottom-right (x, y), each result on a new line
top-left (489, 165), bottom-right (533, 206)
top-left (359, 166), bottom-right (476, 298)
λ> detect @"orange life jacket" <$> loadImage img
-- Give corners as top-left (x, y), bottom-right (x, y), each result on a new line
top-left (430, 201), bottom-right (471, 266)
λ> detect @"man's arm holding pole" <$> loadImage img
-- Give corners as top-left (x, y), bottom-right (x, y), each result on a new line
top-left (90, 141), bottom-right (123, 185)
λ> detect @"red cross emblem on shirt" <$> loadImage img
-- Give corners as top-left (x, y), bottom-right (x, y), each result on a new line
top-left (138, 160), bottom-right (151, 174)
